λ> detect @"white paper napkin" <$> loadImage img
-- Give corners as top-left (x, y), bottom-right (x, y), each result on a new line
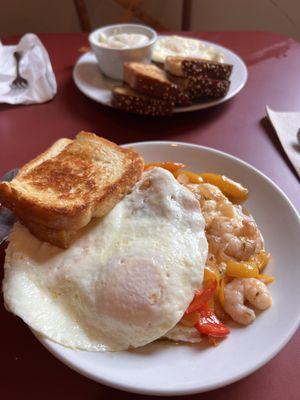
top-left (266, 106), bottom-right (300, 178)
top-left (0, 33), bottom-right (57, 104)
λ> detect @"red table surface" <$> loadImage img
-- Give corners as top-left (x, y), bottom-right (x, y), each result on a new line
top-left (0, 32), bottom-right (299, 399)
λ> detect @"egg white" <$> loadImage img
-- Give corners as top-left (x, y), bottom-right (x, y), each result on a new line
top-left (152, 35), bottom-right (224, 64)
top-left (3, 168), bottom-right (208, 351)
top-left (165, 324), bottom-right (202, 343)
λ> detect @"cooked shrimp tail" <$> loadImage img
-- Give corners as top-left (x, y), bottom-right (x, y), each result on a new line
top-left (224, 278), bottom-right (272, 325)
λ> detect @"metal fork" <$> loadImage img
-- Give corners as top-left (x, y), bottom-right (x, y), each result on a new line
top-left (10, 51), bottom-right (28, 89)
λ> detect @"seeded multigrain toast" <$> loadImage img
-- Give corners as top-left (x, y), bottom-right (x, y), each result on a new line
top-left (169, 74), bottom-right (230, 99)
top-left (165, 56), bottom-right (232, 100)
top-left (112, 85), bottom-right (173, 116)
top-left (123, 62), bottom-right (192, 106)
top-left (0, 132), bottom-right (144, 247)
top-left (165, 56), bottom-right (233, 80)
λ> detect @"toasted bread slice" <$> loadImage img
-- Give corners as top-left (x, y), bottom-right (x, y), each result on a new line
top-left (21, 218), bottom-right (76, 249)
top-left (123, 62), bottom-right (191, 106)
top-left (112, 85), bottom-right (173, 116)
top-left (0, 132), bottom-right (144, 234)
top-left (169, 74), bottom-right (230, 99)
top-left (165, 56), bottom-right (233, 80)
top-left (188, 75), bottom-right (230, 99)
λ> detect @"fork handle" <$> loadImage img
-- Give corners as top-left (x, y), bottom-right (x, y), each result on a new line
top-left (13, 51), bottom-right (21, 75)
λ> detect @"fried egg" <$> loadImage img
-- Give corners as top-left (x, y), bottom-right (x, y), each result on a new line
top-left (3, 168), bottom-right (208, 351)
top-left (152, 35), bottom-right (224, 64)
top-left (165, 324), bottom-right (202, 343)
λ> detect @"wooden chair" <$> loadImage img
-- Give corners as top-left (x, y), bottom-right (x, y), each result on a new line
top-left (73, 0), bottom-right (192, 32)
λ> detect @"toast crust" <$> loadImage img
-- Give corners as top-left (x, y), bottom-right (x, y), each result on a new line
top-left (123, 62), bottom-right (191, 106)
top-left (165, 56), bottom-right (233, 80)
top-left (168, 74), bottom-right (230, 99)
top-left (0, 132), bottom-right (144, 233)
top-left (112, 85), bottom-right (173, 116)
top-left (21, 218), bottom-right (76, 249)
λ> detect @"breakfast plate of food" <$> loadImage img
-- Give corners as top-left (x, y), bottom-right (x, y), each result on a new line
top-left (0, 134), bottom-right (299, 395)
top-left (73, 24), bottom-right (248, 115)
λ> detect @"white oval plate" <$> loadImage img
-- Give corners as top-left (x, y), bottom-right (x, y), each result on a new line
top-left (36, 142), bottom-right (300, 396)
top-left (73, 38), bottom-right (248, 113)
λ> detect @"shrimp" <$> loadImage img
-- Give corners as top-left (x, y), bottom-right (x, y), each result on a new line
top-left (224, 278), bottom-right (272, 325)
top-left (187, 180), bottom-right (265, 262)
top-left (188, 183), bottom-right (238, 224)
top-left (183, 178), bottom-right (272, 327)
top-left (206, 213), bottom-right (264, 261)
top-left (205, 252), bottom-right (227, 275)
top-left (193, 182), bottom-right (264, 263)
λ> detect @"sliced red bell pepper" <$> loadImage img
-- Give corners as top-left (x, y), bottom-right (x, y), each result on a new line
top-left (194, 305), bottom-right (230, 338)
top-left (185, 280), bottom-right (217, 314)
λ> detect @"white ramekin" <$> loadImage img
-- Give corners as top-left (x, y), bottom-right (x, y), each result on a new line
top-left (89, 24), bottom-right (157, 81)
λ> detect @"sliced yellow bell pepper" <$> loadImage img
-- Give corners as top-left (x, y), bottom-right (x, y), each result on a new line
top-left (214, 297), bottom-right (228, 322)
top-left (204, 266), bottom-right (220, 288)
top-left (249, 251), bottom-right (271, 272)
top-left (144, 162), bottom-right (185, 173)
top-left (218, 277), bottom-right (226, 308)
top-left (257, 274), bottom-right (275, 284)
top-left (182, 170), bottom-right (203, 184)
top-left (173, 169), bottom-right (203, 184)
top-left (203, 267), bottom-right (221, 313)
top-left (226, 260), bottom-right (259, 278)
top-left (200, 173), bottom-right (248, 204)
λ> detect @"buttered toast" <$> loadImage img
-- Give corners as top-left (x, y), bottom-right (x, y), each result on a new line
top-left (0, 132), bottom-right (144, 247)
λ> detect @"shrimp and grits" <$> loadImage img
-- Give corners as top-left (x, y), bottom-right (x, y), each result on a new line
top-left (1, 135), bottom-right (274, 351)
top-left (145, 162), bottom-right (274, 342)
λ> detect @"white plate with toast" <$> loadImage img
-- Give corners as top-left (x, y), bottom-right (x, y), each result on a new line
top-left (73, 39), bottom-right (248, 113)
top-left (36, 141), bottom-right (300, 396)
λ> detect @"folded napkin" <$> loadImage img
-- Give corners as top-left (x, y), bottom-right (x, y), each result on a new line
top-left (0, 33), bottom-right (57, 104)
top-left (266, 106), bottom-right (300, 179)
